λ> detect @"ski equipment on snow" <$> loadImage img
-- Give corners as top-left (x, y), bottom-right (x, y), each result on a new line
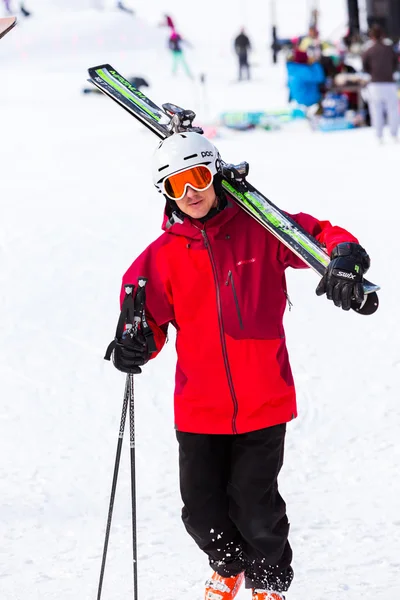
top-left (0, 16), bottom-right (16, 40)
top-left (87, 63), bottom-right (380, 315)
top-left (20, 3), bottom-right (31, 17)
top-left (96, 371), bottom-right (129, 600)
top-left (116, 1), bottom-right (135, 15)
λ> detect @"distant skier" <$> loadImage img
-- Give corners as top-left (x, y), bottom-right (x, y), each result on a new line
top-left (157, 14), bottom-right (192, 78)
top-left (362, 23), bottom-right (399, 141)
top-left (2, 0), bottom-right (11, 13)
top-left (234, 27), bottom-right (251, 81)
top-left (93, 0), bottom-right (134, 13)
top-left (20, 2), bottom-right (29, 16)
top-left (109, 132), bottom-right (371, 600)
top-left (116, 1), bottom-right (134, 15)
top-left (2, 1), bottom-right (31, 17)
top-left (168, 30), bottom-right (192, 78)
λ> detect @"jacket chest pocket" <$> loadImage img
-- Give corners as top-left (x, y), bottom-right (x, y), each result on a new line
top-left (225, 270), bottom-right (244, 330)
top-left (221, 263), bottom-right (286, 341)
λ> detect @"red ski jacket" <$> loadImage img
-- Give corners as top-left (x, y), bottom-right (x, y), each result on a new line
top-left (121, 199), bottom-right (358, 434)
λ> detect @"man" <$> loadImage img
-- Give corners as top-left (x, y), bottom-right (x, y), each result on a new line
top-left (111, 133), bottom-right (371, 600)
top-left (298, 25), bottom-right (322, 60)
top-left (362, 24), bottom-right (399, 141)
top-left (234, 28), bottom-right (251, 81)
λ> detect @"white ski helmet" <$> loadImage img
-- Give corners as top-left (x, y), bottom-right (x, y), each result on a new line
top-left (151, 132), bottom-right (221, 194)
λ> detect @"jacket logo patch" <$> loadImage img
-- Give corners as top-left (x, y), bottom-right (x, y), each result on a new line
top-left (236, 258), bottom-right (256, 267)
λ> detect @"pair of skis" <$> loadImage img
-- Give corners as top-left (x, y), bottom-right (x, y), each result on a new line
top-left (0, 16), bottom-right (16, 40)
top-left (86, 64), bottom-right (380, 315)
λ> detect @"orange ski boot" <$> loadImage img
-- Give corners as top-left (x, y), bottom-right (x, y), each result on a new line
top-left (205, 571), bottom-right (245, 600)
top-left (252, 590), bottom-right (285, 600)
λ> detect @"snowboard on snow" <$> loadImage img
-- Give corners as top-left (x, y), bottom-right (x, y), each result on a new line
top-left (0, 16), bottom-right (16, 40)
top-left (86, 63), bottom-right (380, 315)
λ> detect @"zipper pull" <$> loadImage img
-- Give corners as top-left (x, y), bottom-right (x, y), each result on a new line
top-left (225, 270), bottom-right (232, 286)
top-left (201, 229), bottom-right (208, 248)
top-left (284, 291), bottom-right (293, 311)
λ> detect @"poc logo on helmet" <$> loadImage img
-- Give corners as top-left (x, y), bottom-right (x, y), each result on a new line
top-left (201, 151), bottom-right (213, 158)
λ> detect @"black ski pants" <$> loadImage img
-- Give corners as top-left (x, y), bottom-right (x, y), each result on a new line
top-left (176, 424), bottom-right (293, 592)
top-left (238, 54), bottom-right (250, 80)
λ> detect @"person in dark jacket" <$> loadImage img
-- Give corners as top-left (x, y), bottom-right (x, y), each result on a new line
top-left (234, 28), bottom-right (251, 81)
top-left (362, 24), bottom-right (399, 140)
top-left (110, 133), bottom-right (371, 600)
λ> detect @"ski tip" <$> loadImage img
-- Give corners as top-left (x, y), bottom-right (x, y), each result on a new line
top-left (1, 16), bottom-right (17, 26)
top-left (88, 64), bottom-right (114, 75)
top-left (0, 16), bottom-right (17, 40)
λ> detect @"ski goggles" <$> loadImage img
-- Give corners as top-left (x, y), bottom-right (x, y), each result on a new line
top-left (163, 165), bottom-right (214, 201)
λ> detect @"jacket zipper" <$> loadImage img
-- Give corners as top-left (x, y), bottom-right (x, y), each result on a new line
top-left (201, 230), bottom-right (239, 434)
top-left (225, 270), bottom-right (244, 329)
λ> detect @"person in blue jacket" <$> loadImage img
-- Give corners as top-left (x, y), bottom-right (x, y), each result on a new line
top-left (286, 49), bottom-right (325, 106)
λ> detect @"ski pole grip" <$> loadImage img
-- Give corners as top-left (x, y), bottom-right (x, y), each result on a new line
top-left (123, 284), bottom-right (135, 330)
top-left (104, 283), bottom-right (136, 360)
top-left (133, 278), bottom-right (146, 332)
top-left (136, 277), bottom-right (157, 354)
top-left (114, 283), bottom-right (136, 339)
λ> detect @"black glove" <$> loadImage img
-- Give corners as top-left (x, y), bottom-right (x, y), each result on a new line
top-left (316, 242), bottom-right (370, 311)
top-left (112, 329), bottom-right (150, 374)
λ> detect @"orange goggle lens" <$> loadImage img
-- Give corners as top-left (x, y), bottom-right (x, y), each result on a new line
top-left (163, 165), bottom-right (213, 200)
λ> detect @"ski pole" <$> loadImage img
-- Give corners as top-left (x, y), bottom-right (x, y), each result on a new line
top-left (96, 374), bottom-right (130, 600)
top-left (98, 284), bottom-right (136, 600)
top-left (128, 373), bottom-right (138, 600)
top-left (127, 281), bottom-right (143, 600)
top-left (100, 279), bottom-right (156, 600)
top-left (127, 276), bottom-right (154, 600)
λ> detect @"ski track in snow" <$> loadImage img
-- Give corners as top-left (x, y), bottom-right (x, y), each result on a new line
top-left (1, 2), bottom-right (400, 599)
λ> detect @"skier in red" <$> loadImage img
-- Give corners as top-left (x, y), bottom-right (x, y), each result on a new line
top-left (111, 133), bottom-right (371, 600)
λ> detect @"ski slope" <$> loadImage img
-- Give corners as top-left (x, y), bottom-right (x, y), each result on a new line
top-left (1, 3), bottom-right (399, 600)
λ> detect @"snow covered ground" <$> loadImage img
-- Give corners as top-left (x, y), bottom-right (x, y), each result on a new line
top-left (1, 2), bottom-right (399, 600)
